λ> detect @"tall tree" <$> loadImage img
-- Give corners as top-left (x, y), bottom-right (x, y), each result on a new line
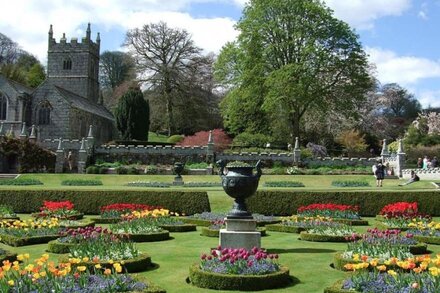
top-left (114, 85), bottom-right (150, 141)
top-left (215, 0), bottom-right (373, 144)
top-left (124, 21), bottom-right (201, 136)
top-left (99, 51), bottom-right (135, 90)
top-left (0, 33), bottom-right (20, 65)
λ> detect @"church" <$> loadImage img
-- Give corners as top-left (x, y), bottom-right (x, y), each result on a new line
top-left (0, 24), bottom-right (114, 144)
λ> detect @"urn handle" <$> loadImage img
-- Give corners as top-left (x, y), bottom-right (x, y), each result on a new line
top-left (216, 160), bottom-right (226, 177)
top-left (255, 160), bottom-right (262, 178)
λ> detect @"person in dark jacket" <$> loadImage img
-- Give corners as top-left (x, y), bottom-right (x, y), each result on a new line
top-left (372, 160), bottom-right (385, 187)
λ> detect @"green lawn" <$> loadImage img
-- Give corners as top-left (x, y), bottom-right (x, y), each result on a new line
top-left (148, 132), bottom-right (170, 143)
top-left (1, 174), bottom-right (439, 292)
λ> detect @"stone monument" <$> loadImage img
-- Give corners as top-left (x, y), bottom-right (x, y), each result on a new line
top-left (173, 162), bottom-right (185, 186)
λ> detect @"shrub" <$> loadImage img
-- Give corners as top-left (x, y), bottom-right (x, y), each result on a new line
top-left (263, 181), bottom-right (304, 188)
top-left (331, 180), bottom-right (370, 187)
top-left (246, 190), bottom-right (440, 216)
top-left (61, 179), bottom-right (103, 186)
top-left (178, 129), bottom-right (232, 152)
top-left (232, 132), bottom-right (273, 148)
top-left (116, 167), bottom-right (128, 174)
top-left (167, 135), bottom-right (184, 144)
top-left (0, 178), bottom-right (43, 186)
top-left (144, 165), bottom-right (158, 174)
top-left (0, 190), bottom-right (210, 215)
top-left (185, 162), bottom-right (209, 169)
top-left (86, 166), bottom-right (99, 174)
top-left (126, 166), bottom-right (139, 175)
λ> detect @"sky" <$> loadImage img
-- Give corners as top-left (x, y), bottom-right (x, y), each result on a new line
top-left (1, 0), bottom-right (440, 108)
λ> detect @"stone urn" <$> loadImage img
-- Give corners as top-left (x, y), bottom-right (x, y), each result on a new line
top-left (173, 162), bottom-right (184, 179)
top-left (217, 160), bottom-right (262, 219)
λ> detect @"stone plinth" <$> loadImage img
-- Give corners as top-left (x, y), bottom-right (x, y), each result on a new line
top-left (220, 218), bottom-right (261, 250)
top-left (173, 177), bottom-right (184, 186)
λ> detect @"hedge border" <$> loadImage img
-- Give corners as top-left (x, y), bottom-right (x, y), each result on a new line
top-left (0, 250), bottom-right (17, 263)
top-left (299, 232), bottom-right (351, 242)
top-left (60, 253), bottom-right (152, 273)
top-left (189, 263), bottom-right (291, 291)
top-left (265, 224), bottom-right (306, 234)
top-left (158, 224), bottom-right (197, 232)
top-left (414, 235), bottom-right (440, 245)
top-left (247, 191), bottom-right (440, 216)
top-left (47, 239), bottom-right (77, 254)
top-left (116, 231), bottom-right (170, 242)
top-left (89, 217), bottom-right (122, 224)
top-left (200, 227), bottom-right (267, 238)
top-left (0, 190), bottom-right (210, 215)
top-left (324, 280), bottom-right (354, 293)
top-left (0, 234), bottom-right (60, 247)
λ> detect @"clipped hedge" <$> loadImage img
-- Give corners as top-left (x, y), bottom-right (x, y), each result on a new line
top-left (299, 232), bottom-right (351, 242)
top-left (117, 231), bottom-right (170, 242)
top-left (0, 179), bottom-right (43, 186)
top-left (0, 190), bottom-right (210, 215)
top-left (414, 235), bottom-right (440, 245)
top-left (247, 191), bottom-right (440, 216)
top-left (47, 239), bottom-right (77, 254)
top-left (189, 264), bottom-right (291, 291)
top-left (0, 234), bottom-right (59, 247)
top-left (265, 224), bottom-right (305, 234)
top-left (158, 224), bottom-right (197, 232)
top-left (59, 253), bottom-right (152, 273)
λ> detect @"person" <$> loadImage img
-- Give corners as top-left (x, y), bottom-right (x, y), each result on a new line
top-left (422, 156), bottom-right (429, 169)
top-left (67, 151), bottom-right (73, 171)
top-left (399, 171), bottom-right (420, 186)
top-left (431, 156), bottom-right (438, 168)
top-left (372, 160), bottom-right (385, 187)
top-left (417, 157), bottom-right (423, 168)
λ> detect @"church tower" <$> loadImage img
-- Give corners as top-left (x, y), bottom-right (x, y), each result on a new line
top-left (47, 23), bottom-right (100, 103)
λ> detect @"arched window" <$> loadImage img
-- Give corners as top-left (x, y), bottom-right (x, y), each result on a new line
top-left (63, 58), bottom-right (72, 70)
top-left (38, 102), bottom-right (51, 125)
top-left (0, 93), bottom-right (7, 120)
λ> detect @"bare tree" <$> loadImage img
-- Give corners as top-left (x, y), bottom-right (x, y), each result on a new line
top-left (0, 33), bottom-right (21, 65)
top-left (100, 51), bottom-right (135, 90)
top-left (124, 21), bottom-right (201, 136)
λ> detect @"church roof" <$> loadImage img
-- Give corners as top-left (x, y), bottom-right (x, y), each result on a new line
top-left (0, 74), bottom-right (33, 95)
top-left (54, 86), bottom-right (114, 121)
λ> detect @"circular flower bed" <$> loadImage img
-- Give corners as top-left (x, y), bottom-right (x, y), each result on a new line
top-left (0, 218), bottom-right (62, 246)
top-left (0, 204), bottom-right (19, 221)
top-left (266, 216), bottom-right (334, 234)
top-left (92, 203), bottom-right (162, 224)
top-left (299, 220), bottom-right (356, 242)
top-left (406, 220), bottom-right (440, 245)
top-left (297, 203), bottom-right (364, 222)
top-left (189, 246), bottom-right (291, 291)
top-left (376, 201), bottom-right (432, 231)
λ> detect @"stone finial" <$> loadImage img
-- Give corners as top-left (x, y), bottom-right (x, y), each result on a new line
top-left (96, 32), bottom-right (101, 43)
top-left (87, 125), bottom-right (94, 138)
top-left (19, 122), bottom-right (27, 138)
top-left (48, 24), bottom-right (53, 37)
top-left (29, 125), bottom-right (36, 139)
top-left (86, 23), bottom-right (91, 40)
top-left (208, 130), bottom-right (213, 144)
top-left (294, 137), bottom-right (300, 150)
top-left (57, 138), bottom-right (63, 151)
top-left (80, 137), bottom-right (86, 152)
top-left (380, 139), bottom-right (389, 156)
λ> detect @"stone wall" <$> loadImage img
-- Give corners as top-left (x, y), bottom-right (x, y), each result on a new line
top-left (402, 168), bottom-right (440, 180)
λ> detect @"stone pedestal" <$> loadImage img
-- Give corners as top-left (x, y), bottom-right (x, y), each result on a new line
top-left (219, 218), bottom-right (261, 250)
top-left (173, 177), bottom-right (184, 186)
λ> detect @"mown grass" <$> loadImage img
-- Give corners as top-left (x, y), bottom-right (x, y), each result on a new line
top-left (1, 174), bottom-right (438, 292)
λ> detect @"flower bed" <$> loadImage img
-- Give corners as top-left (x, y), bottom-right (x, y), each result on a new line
top-left (331, 180), bottom-right (369, 187)
top-left (263, 181), bottom-right (305, 187)
top-left (92, 203), bottom-right (161, 224)
top-left (58, 219), bottom-right (95, 228)
top-left (61, 179), bottom-right (103, 186)
top-left (0, 253), bottom-right (162, 292)
top-left (0, 218), bottom-right (62, 246)
top-left (189, 246), bottom-right (291, 291)
top-left (34, 200), bottom-right (84, 220)
top-left (266, 216), bottom-right (331, 233)
top-left (376, 201), bottom-right (431, 230)
top-left (0, 204), bottom-right (18, 220)
top-left (297, 203), bottom-right (367, 225)
top-left (126, 181), bottom-right (171, 188)
top-left (47, 239), bottom-right (78, 254)
top-left (406, 220), bottom-right (440, 245)
top-left (329, 255), bottom-right (440, 293)
top-left (299, 219), bottom-right (356, 242)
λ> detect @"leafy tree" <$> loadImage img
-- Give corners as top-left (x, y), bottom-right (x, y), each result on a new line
top-left (114, 85), bottom-right (150, 141)
top-left (99, 51), bottom-right (135, 90)
top-left (215, 0), bottom-right (373, 144)
top-left (178, 129), bottom-right (232, 152)
top-left (26, 63), bottom-right (46, 88)
top-left (124, 21), bottom-right (201, 136)
top-left (336, 129), bottom-right (368, 156)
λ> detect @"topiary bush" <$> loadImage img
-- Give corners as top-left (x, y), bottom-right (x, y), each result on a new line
top-left (0, 190), bottom-right (210, 215)
top-left (85, 166), bottom-right (99, 174)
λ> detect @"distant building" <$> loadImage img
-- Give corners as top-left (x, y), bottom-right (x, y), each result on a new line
top-left (0, 23), bottom-right (114, 144)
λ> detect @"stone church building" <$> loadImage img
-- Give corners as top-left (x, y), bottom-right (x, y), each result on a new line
top-left (0, 24), bottom-right (114, 144)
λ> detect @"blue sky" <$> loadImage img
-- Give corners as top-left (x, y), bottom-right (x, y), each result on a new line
top-left (1, 0), bottom-right (439, 107)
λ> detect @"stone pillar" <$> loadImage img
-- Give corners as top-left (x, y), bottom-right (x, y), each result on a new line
top-left (220, 218), bottom-right (261, 250)
top-left (206, 130), bottom-right (215, 163)
top-left (77, 138), bottom-right (87, 174)
top-left (293, 137), bottom-right (301, 163)
top-left (380, 139), bottom-right (390, 162)
top-left (86, 125), bottom-right (95, 149)
top-left (395, 139), bottom-right (406, 178)
top-left (29, 125), bottom-right (36, 143)
top-left (55, 138), bottom-right (64, 173)
top-left (19, 122), bottom-right (27, 140)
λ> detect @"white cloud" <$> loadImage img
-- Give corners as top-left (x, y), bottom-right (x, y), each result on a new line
top-left (0, 0), bottom-right (239, 62)
top-left (324, 0), bottom-right (412, 29)
top-left (418, 90), bottom-right (440, 108)
top-left (366, 47), bottom-right (440, 85)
